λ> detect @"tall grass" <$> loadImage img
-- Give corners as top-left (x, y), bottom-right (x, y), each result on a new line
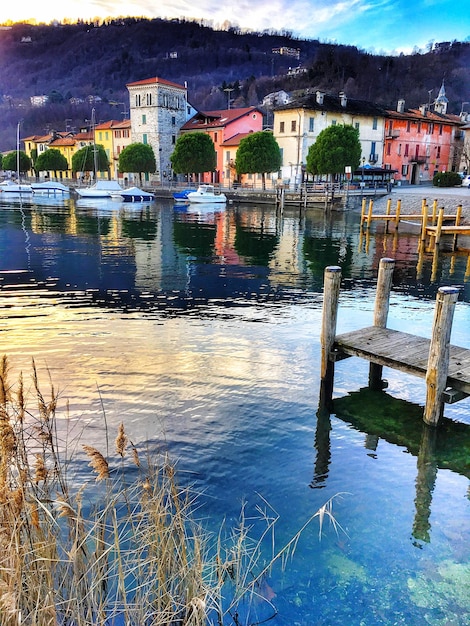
top-left (0, 356), bottom-right (342, 625)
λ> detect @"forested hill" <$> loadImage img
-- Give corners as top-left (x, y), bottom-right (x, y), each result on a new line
top-left (0, 17), bottom-right (469, 150)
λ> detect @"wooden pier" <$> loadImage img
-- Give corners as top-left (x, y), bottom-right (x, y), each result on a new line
top-left (320, 258), bottom-right (470, 426)
top-left (360, 197), bottom-right (469, 252)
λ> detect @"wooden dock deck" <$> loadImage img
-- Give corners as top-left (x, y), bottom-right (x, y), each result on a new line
top-left (320, 258), bottom-right (470, 425)
top-left (334, 326), bottom-right (470, 399)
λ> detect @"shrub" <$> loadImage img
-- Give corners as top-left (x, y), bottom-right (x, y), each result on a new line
top-left (432, 171), bottom-right (462, 187)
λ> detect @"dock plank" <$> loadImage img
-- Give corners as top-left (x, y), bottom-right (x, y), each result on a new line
top-left (334, 326), bottom-right (470, 395)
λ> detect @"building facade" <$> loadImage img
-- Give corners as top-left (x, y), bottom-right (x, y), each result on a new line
top-left (274, 91), bottom-right (387, 185)
top-left (179, 107), bottom-right (264, 184)
top-left (384, 88), bottom-right (465, 184)
top-left (126, 76), bottom-right (192, 183)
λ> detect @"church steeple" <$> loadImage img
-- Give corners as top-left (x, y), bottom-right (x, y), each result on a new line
top-left (434, 81), bottom-right (448, 114)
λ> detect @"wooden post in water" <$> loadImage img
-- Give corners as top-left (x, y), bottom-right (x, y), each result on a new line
top-left (424, 286), bottom-right (460, 426)
top-left (320, 266), bottom-right (342, 408)
top-left (369, 258), bottom-right (395, 389)
top-left (453, 204), bottom-right (462, 251)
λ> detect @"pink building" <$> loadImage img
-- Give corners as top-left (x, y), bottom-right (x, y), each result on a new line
top-left (180, 107), bottom-right (263, 183)
top-left (384, 85), bottom-right (464, 184)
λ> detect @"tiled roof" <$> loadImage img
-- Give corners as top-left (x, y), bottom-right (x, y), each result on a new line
top-left (221, 131), bottom-right (255, 147)
top-left (276, 93), bottom-right (386, 117)
top-left (181, 107), bottom-right (262, 131)
top-left (126, 76), bottom-right (186, 90)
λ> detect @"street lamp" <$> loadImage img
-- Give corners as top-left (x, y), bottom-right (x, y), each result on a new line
top-left (361, 156), bottom-right (366, 188)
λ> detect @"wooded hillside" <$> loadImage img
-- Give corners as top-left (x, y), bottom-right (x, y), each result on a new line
top-left (0, 17), bottom-right (468, 150)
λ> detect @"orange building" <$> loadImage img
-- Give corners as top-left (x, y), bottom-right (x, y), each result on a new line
top-left (384, 85), bottom-right (464, 184)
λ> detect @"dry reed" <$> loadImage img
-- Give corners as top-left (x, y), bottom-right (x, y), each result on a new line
top-left (0, 356), bottom-right (342, 626)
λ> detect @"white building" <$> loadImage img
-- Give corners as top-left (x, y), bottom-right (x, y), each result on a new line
top-left (273, 91), bottom-right (387, 184)
top-left (126, 76), bottom-right (194, 183)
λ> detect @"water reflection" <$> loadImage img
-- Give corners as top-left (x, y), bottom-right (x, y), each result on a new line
top-left (313, 387), bottom-right (470, 545)
top-left (1, 196), bottom-right (469, 625)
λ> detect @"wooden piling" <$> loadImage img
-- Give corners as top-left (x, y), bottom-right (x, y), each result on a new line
top-left (395, 199), bottom-right (401, 229)
top-left (369, 258), bottom-right (395, 389)
top-left (424, 286), bottom-right (460, 426)
top-left (452, 204), bottom-right (462, 251)
top-left (320, 266), bottom-right (342, 407)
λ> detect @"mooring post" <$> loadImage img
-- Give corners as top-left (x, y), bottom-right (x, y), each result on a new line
top-left (424, 286), bottom-right (460, 426)
top-left (452, 204), bottom-right (462, 251)
top-left (320, 266), bottom-right (342, 408)
top-left (394, 199), bottom-right (401, 229)
top-left (369, 258), bottom-right (395, 389)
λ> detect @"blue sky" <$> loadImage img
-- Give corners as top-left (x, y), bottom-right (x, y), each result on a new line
top-left (4, 0), bottom-right (469, 54)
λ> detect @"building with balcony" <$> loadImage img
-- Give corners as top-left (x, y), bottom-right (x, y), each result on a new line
top-left (273, 91), bottom-right (386, 185)
top-left (384, 84), bottom-right (465, 184)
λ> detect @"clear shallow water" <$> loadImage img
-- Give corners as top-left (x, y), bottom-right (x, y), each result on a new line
top-left (0, 195), bottom-right (469, 625)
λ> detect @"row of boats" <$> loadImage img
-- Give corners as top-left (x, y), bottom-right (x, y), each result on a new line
top-left (0, 178), bottom-right (155, 202)
top-left (0, 179), bottom-right (228, 205)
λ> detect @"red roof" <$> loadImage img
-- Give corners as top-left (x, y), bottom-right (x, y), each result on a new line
top-left (126, 76), bottom-right (186, 90)
top-left (181, 107), bottom-right (262, 131)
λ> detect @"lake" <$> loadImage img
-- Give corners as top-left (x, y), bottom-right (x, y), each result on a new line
top-left (0, 192), bottom-right (469, 625)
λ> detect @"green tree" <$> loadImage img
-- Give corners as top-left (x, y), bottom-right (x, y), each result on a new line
top-left (3, 150), bottom-right (31, 176)
top-left (71, 144), bottom-right (109, 176)
top-left (306, 125), bottom-right (361, 179)
top-left (35, 148), bottom-right (68, 178)
top-left (118, 142), bottom-right (156, 186)
top-left (0, 153), bottom-right (3, 171)
top-left (235, 131), bottom-right (281, 189)
top-left (170, 133), bottom-right (216, 180)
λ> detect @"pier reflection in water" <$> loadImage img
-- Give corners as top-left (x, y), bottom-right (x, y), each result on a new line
top-left (0, 195), bottom-right (469, 625)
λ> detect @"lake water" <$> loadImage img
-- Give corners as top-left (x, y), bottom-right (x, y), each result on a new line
top-left (0, 193), bottom-right (469, 625)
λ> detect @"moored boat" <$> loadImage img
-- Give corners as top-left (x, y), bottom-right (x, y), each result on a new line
top-left (0, 179), bottom-right (33, 193)
top-left (173, 188), bottom-right (197, 202)
top-left (76, 180), bottom-right (124, 198)
top-left (187, 184), bottom-right (227, 204)
top-left (31, 181), bottom-right (70, 195)
top-left (110, 186), bottom-right (155, 202)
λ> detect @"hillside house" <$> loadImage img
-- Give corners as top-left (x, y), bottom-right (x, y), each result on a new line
top-left (179, 107), bottom-right (263, 184)
top-left (126, 76), bottom-right (193, 184)
top-left (273, 91), bottom-right (386, 185)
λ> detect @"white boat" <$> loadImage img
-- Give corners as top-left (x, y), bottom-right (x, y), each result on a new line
top-left (76, 179), bottom-right (124, 198)
top-left (187, 184), bottom-right (227, 204)
top-left (31, 181), bottom-right (70, 195)
top-left (111, 186), bottom-right (155, 202)
top-left (0, 179), bottom-right (32, 193)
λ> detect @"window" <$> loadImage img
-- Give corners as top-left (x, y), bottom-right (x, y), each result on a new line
top-left (428, 123), bottom-right (434, 134)
top-left (355, 122), bottom-right (360, 130)
top-left (309, 117), bottom-right (314, 132)
top-left (406, 120), bottom-right (411, 132)
top-left (331, 119), bottom-right (337, 126)
top-left (404, 144), bottom-right (409, 157)
top-left (386, 142), bottom-right (391, 155)
top-left (115, 130), bottom-right (122, 138)
top-left (439, 124), bottom-right (443, 135)
top-left (172, 135), bottom-right (176, 145)
top-left (398, 143), bottom-right (402, 155)
top-left (172, 116), bottom-right (176, 126)
top-left (142, 114), bottom-right (147, 125)
top-left (402, 164), bottom-right (408, 176)
top-left (214, 132), bottom-right (218, 143)
top-left (123, 129), bottom-right (129, 138)
top-left (105, 132), bottom-right (109, 141)
top-left (135, 94), bottom-right (141, 107)
top-left (417, 122), bottom-right (421, 133)
top-left (98, 132), bottom-right (102, 141)
top-left (226, 151), bottom-right (231, 163)
top-left (436, 146), bottom-right (441, 158)
top-left (372, 117), bottom-right (378, 130)
top-left (146, 93), bottom-right (152, 106)
top-left (291, 120), bottom-right (296, 132)
top-left (143, 133), bottom-right (148, 145)
top-left (280, 121), bottom-right (285, 133)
